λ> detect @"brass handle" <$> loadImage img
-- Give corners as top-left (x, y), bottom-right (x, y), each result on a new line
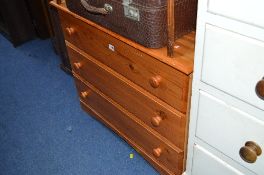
top-left (153, 148), bottom-right (162, 158)
top-left (149, 75), bottom-right (162, 88)
top-left (256, 78), bottom-right (264, 100)
top-left (151, 115), bottom-right (163, 127)
top-left (66, 27), bottom-right (75, 36)
top-left (73, 62), bottom-right (82, 70)
top-left (239, 141), bottom-right (262, 163)
top-left (81, 91), bottom-right (90, 98)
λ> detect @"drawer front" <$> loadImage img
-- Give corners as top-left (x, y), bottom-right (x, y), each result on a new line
top-left (196, 91), bottom-right (264, 175)
top-left (74, 77), bottom-right (184, 175)
top-left (192, 145), bottom-right (244, 175)
top-left (208, 0), bottom-right (264, 28)
top-left (201, 25), bottom-right (264, 110)
top-left (59, 10), bottom-right (189, 113)
top-left (69, 45), bottom-right (186, 150)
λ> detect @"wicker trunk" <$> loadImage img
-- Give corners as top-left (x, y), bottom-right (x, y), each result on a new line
top-left (65, 0), bottom-right (197, 48)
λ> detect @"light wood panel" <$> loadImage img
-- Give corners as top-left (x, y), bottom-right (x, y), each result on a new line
top-left (60, 10), bottom-right (191, 113)
top-left (74, 77), bottom-right (184, 175)
top-left (49, 2), bottom-right (195, 174)
top-left (69, 45), bottom-right (187, 149)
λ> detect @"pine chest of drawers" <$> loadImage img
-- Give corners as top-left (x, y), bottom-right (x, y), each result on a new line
top-left (50, 1), bottom-right (195, 174)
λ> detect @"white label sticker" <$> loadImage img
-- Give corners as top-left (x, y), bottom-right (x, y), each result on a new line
top-left (108, 44), bottom-right (115, 52)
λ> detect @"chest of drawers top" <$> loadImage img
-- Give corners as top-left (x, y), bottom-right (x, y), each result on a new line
top-left (51, 1), bottom-right (195, 76)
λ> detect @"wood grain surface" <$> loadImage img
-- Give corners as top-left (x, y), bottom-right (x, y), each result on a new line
top-left (69, 45), bottom-right (187, 149)
top-left (60, 11), bottom-right (190, 112)
top-left (74, 77), bottom-right (184, 175)
top-left (49, 1), bottom-right (195, 174)
top-left (50, 1), bottom-right (195, 75)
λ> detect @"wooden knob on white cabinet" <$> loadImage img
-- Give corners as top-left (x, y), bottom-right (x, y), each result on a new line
top-left (239, 141), bottom-right (262, 163)
top-left (256, 78), bottom-right (264, 100)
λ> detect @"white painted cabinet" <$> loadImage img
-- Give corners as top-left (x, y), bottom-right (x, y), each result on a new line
top-left (196, 91), bottom-right (264, 175)
top-left (185, 0), bottom-right (264, 174)
top-left (201, 24), bottom-right (264, 111)
top-left (192, 145), bottom-right (244, 175)
top-left (208, 0), bottom-right (264, 28)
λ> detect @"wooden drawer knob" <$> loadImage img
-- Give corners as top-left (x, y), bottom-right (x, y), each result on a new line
top-left (81, 91), bottom-right (90, 98)
top-left (153, 147), bottom-right (162, 158)
top-left (73, 62), bottom-right (82, 70)
top-left (151, 115), bottom-right (163, 127)
top-left (149, 75), bottom-right (162, 88)
top-left (239, 141), bottom-right (262, 163)
top-left (256, 78), bottom-right (264, 100)
top-left (66, 27), bottom-right (75, 36)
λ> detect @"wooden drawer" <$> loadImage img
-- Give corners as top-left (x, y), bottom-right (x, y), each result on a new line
top-left (196, 91), bottom-right (264, 175)
top-left (69, 44), bottom-right (186, 150)
top-left (59, 10), bottom-right (190, 113)
top-left (192, 145), bottom-right (244, 175)
top-left (74, 77), bottom-right (184, 175)
top-left (207, 0), bottom-right (264, 28)
top-left (201, 25), bottom-right (264, 111)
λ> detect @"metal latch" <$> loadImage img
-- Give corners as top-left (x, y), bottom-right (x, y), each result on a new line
top-left (122, 0), bottom-right (140, 21)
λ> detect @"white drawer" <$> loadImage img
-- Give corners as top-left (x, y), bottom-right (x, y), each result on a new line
top-left (196, 91), bottom-right (264, 175)
top-left (201, 25), bottom-right (264, 111)
top-left (207, 0), bottom-right (264, 28)
top-left (192, 145), bottom-right (244, 175)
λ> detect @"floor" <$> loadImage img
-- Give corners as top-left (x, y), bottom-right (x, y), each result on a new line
top-left (0, 35), bottom-right (158, 175)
